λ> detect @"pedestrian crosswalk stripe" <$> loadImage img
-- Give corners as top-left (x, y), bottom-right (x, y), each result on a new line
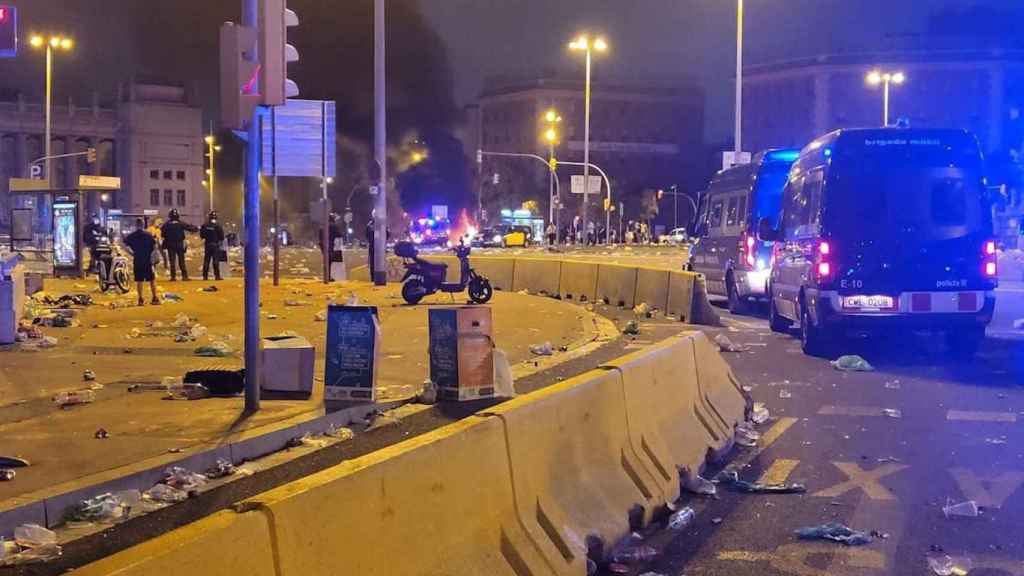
top-left (949, 468), bottom-right (1024, 509)
top-left (757, 459), bottom-right (800, 485)
top-left (818, 405), bottom-right (897, 418)
top-left (946, 410), bottom-right (1017, 423)
top-left (812, 461), bottom-right (908, 500)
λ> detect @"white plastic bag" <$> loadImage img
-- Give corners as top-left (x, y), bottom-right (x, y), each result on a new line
top-left (493, 348), bottom-right (516, 398)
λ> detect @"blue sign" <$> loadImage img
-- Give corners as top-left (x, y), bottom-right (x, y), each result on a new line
top-left (324, 305), bottom-right (379, 402)
top-left (261, 99), bottom-right (336, 178)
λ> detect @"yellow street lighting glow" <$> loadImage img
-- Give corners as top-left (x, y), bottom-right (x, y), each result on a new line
top-left (49, 36), bottom-right (61, 48)
top-left (593, 37), bottom-right (608, 52)
top-left (544, 128), bottom-right (557, 143)
top-left (29, 35), bottom-right (44, 48)
top-left (569, 36), bottom-right (588, 51)
top-left (866, 71), bottom-right (882, 85)
top-left (204, 135), bottom-right (215, 144)
top-left (891, 72), bottom-right (906, 84)
top-left (544, 109), bottom-right (558, 123)
top-left (60, 37), bottom-right (73, 50)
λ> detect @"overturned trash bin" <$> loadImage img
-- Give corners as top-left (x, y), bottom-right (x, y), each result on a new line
top-left (261, 333), bottom-right (315, 398)
top-left (429, 306), bottom-right (494, 401)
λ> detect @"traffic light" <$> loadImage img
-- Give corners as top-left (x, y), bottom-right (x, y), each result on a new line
top-left (219, 22), bottom-right (260, 130)
top-left (604, 197), bottom-right (611, 212)
top-left (259, 0), bottom-right (299, 106)
top-left (0, 4), bottom-right (16, 58)
top-left (86, 147), bottom-right (97, 164)
top-left (549, 157), bottom-right (557, 172)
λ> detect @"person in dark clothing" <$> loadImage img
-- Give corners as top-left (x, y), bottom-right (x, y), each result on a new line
top-left (161, 209), bottom-right (191, 281)
top-left (124, 218), bottom-right (160, 306)
top-left (199, 211), bottom-right (226, 281)
top-left (83, 213), bottom-right (105, 273)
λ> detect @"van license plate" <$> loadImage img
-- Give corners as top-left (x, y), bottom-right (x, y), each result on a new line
top-left (843, 295), bottom-right (895, 310)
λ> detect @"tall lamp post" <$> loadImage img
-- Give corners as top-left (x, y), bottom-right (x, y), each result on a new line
top-left (28, 34), bottom-right (74, 183)
top-left (204, 134), bottom-right (222, 211)
top-left (865, 70), bottom-right (905, 127)
top-left (735, 0), bottom-right (743, 155)
top-left (542, 108), bottom-right (561, 241)
top-left (569, 34), bottom-right (607, 245)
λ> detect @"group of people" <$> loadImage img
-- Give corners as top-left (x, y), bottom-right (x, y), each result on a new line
top-left (84, 209), bottom-right (226, 306)
top-left (540, 217), bottom-right (654, 246)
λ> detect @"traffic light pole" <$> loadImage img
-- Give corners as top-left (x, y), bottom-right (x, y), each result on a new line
top-left (372, 0), bottom-right (387, 286)
top-left (243, 0), bottom-right (261, 414)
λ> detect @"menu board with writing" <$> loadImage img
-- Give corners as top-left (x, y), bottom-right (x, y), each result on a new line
top-left (325, 305), bottom-right (380, 402)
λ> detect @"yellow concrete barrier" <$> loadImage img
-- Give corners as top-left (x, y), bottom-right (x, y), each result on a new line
top-left (471, 257), bottom-right (515, 291)
top-left (596, 264), bottom-right (638, 308)
top-left (73, 510), bottom-right (276, 576)
top-left (691, 330), bottom-right (748, 439)
top-left (486, 369), bottom-right (663, 571)
top-left (666, 271), bottom-right (696, 323)
top-left (634, 268), bottom-right (671, 313)
top-left (557, 260), bottom-right (599, 302)
top-left (512, 258), bottom-right (561, 295)
top-left (251, 416), bottom-right (557, 576)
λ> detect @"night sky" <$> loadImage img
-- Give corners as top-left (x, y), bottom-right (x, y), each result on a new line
top-left (3, 0), bottom-right (1021, 141)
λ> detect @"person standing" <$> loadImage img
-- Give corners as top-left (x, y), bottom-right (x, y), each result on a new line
top-left (161, 209), bottom-right (190, 281)
top-left (83, 213), bottom-right (105, 273)
top-left (147, 218), bottom-right (167, 272)
top-left (200, 211), bottom-right (225, 281)
top-left (124, 218), bottom-right (160, 306)
top-left (546, 222), bottom-right (557, 246)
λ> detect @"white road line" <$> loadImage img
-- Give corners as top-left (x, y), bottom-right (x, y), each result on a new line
top-left (946, 410), bottom-right (1017, 423)
top-left (818, 405), bottom-right (900, 418)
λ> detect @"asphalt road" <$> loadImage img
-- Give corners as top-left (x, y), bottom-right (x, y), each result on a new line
top-left (600, 283), bottom-right (1024, 576)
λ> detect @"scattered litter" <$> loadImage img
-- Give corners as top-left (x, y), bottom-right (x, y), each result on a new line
top-left (94, 428), bottom-right (110, 439)
top-left (517, 289), bottom-right (529, 295)
top-left (144, 483), bottom-right (188, 503)
top-left (202, 285), bottom-right (219, 293)
top-left (194, 341), bottom-right (233, 357)
top-left (324, 424), bottom-right (355, 441)
top-left (0, 469), bottom-right (14, 481)
top-left (127, 328), bottom-right (142, 339)
top-left (13, 524), bottom-right (56, 548)
top-left (493, 348), bottom-right (516, 398)
top-left (266, 314), bottom-right (279, 320)
top-left (345, 293), bottom-right (359, 306)
top-left (718, 470), bottom-right (807, 494)
top-left (684, 474), bottom-right (717, 496)
top-left (712, 517), bottom-right (723, 525)
top-left (927, 554), bottom-right (972, 576)
top-left (167, 448), bottom-right (183, 454)
top-left (164, 466), bottom-right (208, 491)
top-left (188, 324), bottom-right (208, 340)
top-left (418, 380), bottom-right (438, 404)
top-left (985, 437), bottom-right (1007, 445)
top-left (0, 543), bottom-right (62, 566)
top-left (205, 459), bottom-right (236, 480)
top-left (64, 490), bottom-right (141, 523)
top-left (877, 456), bottom-right (902, 464)
top-left (530, 341), bottom-right (554, 356)
top-left (284, 299), bottom-right (310, 307)
top-left (795, 522), bottom-right (873, 546)
top-left (622, 320), bottom-right (640, 335)
top-left (779, 389), bottom-right (792, 399)
top-left (365, 411), bottom-right (401, 431)
top-left (53, 389), bottom-right (96, 408)
top-left (288, 432), bottom-right (329, 449)
top-left (632, 302), bottom-right (650, 317)
top-left (162, 292), bottom-right (183, 302)
top-left (714, 333), bottom-right (745, 352)
top-left (314, 310), bottom-right (327, 322)
top-left (172, 313), bottom-right (192, 328)
top-left (667, 507), bottom-right (695, 530)
top-left (82, 369), bottom-right (96, 381)
top-left (831, 355), bottom-right (874, 372)
top-left (881, 408), bottom-right (902, 418)
top-left (884, 380), bottom-right (901, 390)
top-left (751, 402), bottom-right (770, 424)
top-left (943, 499), bottom-right (979, 519)
top-left (870, 530), bottom-right (890, 540)
top-left (611, 544), bottom-right (657, 564)
top-left (166, 380), bottom-right (211, 401)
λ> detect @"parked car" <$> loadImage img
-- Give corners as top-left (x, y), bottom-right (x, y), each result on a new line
top-left (477, 224), bottom-right (533, 248)
top-left (688, 148), bottom-right (800, 313)
top-left (759, 128), bottom-right (996, 357)
top-left (660, 227), bottom-right (689, 245)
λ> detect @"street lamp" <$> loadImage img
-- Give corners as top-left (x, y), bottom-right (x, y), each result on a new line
top-left (569, 34), bottom-right (608, 245)
top-left (204, 134), bottom-right (221, 211)
top-left (29, 33), bottom-right (74, 183)
top-left (542, 108), bottom-right (562, 241)
top-left (865, 70), bottom-right (905, 127)
top-left (735, 0), bottom-right (743, 155)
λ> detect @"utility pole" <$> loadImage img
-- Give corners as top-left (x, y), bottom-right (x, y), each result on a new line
top-left (735, 0), bottom-right (743, 155)
top-left (242, 0), bottom-right (262, 413)
top-left (373, 0), bottom-right (387, 285)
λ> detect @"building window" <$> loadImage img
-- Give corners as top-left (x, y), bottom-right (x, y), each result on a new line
top-left (149, 169), bottom-right (159, 180)
top-left (176, 170), bottom-right (186, 180)
top-left (150, 189), bottom-right (160, 206)
top-left (176, 190), bottom-right (187, 206)
top-left (163, 170), bottom-right (173, 180)
top-left (163, 189), bottom-right (173, 206)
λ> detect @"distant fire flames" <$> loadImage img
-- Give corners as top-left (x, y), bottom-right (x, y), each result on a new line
top-left (446, 210), bottom-right (478, 247)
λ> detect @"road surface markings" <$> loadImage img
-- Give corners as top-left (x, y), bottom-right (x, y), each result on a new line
top-left (717, 543), bottom-right (886, 576)
top-left (812, 461), bottom-right (908, 500)
top-left (757, 458), bottom-right (800, 485)
top-left (949, 468), bottom-right (1024, 509)
top-left (946, 410), bottom-right (1017, 423)
top-left (726, 417), bottom-right (798, 470)
top-left (818, 405), bottom-right (900, 418)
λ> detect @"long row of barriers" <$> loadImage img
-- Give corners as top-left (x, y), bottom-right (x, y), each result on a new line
top-left (78, 330), bottom-right (748, 575)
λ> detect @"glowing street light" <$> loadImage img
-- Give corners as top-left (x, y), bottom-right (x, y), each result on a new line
top-left (541, 108), bottom-right (563, 236)
top-left (569, 34), bottom-right (609, 245)
top-left (865, 69), bottom-right (906, 127)
top-left (29, 34), bottom-right (74, 183)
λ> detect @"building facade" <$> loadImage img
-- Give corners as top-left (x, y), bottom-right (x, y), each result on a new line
top-left (472, 77), bottom-right (703, 228)
top-left (0, 82), bottom-right (205, 233)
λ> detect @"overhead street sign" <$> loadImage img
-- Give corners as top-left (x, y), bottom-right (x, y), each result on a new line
top-left (261, 99), bottom-right (337, 178)
top-left (78, 175), bottom-right (121, 190)
top-left (570, 175), bottom-right (602, 194)
top-left (8, 178), bottom-right (51, 192)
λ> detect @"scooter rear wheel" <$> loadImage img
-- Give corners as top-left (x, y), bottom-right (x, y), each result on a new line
top-left (113, 266), bottom-right (131, 294)
top-left (468, 277), bottom-right (493, 304)
top-left (402, 279), bottom-right (427, 305)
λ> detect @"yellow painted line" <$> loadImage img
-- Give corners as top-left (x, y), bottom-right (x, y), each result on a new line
top-left (812, 461), bottom-right (908, 500)
top-left (726, 417), bottom-right (798, 470)
top-left (717, 550), bottom-right (770, 562)
top-left (947, 410), bottom-right (1017, 423)
top-left (717, 544), bottom-right (887, 575)
top-left (818, 405), bottom-right (889, 417)
top-left (949, 468), bottom-right (1024, 509)
top-left (757, 459), bottom-right (800, 485)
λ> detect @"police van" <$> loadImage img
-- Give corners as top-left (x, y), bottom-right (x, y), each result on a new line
top-left (759, 128), bottom-right (997, 356)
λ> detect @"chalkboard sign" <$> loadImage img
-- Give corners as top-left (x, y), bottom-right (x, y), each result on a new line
top-left (325, 305), bottom-right (380, 402)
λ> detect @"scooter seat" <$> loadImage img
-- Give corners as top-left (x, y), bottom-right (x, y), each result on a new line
top-left (414, 257), bottom-right (447, 271)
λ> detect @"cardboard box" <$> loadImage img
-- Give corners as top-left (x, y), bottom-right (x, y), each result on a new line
top-left (429, 306), bottom-right (494, 401)
top-left (261, 335), bottom-right (315, 398)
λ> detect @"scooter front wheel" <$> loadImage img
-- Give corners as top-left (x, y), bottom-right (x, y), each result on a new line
top-left (468, 277), bottom-right (493, 304)
top-left (113, 266), bottom-right (131, 294)
top-left (402, 279), bottom-right (427, 305)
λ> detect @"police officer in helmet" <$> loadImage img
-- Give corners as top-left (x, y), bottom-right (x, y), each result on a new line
top-left (161, 209), bottom-right (192, 281)
top-left (200, 210), bottom-right (226, 281)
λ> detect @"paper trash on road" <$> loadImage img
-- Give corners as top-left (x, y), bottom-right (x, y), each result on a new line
top-left (942, 499), bottom-right (979, 519)
top-left (667, 507), bottom-right (695, 530)
top-left (831, 355), bottom-right (874, 372)
top-left (684, 474), bottom-right (717, 496)
top-left (751, 402), bottom-right (770, 424)
top-left (718, 470), bottom-right (807, 494)
top-left (714, 333), bottom-right (745, 352)
top-left (144, 483), bottom-right (188, 503)
top-left (53, 390), bottom-right (96, 408)
top-left (529, 341), bottom-right (554, 356)
top-left (795, 522), bottom-right (873, 546)
top-left (928, 554), bottom-right (972, 576)
top-left (13, 524), bottom-right (56, 548)
top-left (194, 341), bottom-right (233, 357)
